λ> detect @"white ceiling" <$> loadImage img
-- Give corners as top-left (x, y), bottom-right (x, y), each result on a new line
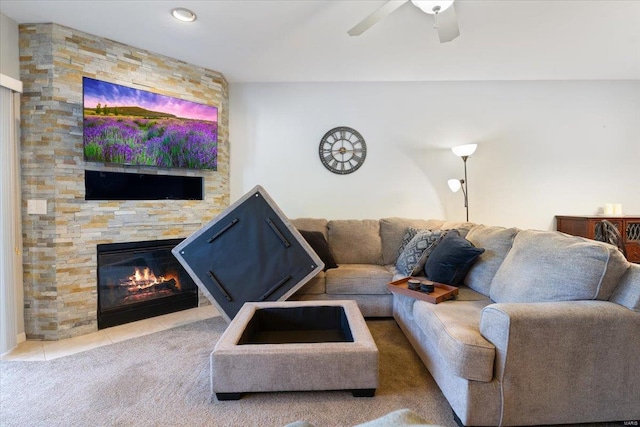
top-left (2, 0), bottom-right (640, 83)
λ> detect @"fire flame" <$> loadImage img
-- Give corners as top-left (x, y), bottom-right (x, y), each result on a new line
top-left (130, 267), bottom-right (161, 284)
top-left (125, 268), bottom-right (181, 291)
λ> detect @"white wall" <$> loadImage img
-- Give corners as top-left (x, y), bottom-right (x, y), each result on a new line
top-left (1, 13), bottom-right (20, 80)
top-left (230, 80), bottom-right (640, 230)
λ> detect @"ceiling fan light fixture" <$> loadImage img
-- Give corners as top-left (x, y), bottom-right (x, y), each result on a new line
top-left (171, 7), bottom-right (197, 22)
top-left (348, 0), bottom-right (459, 42)
top-left (411, 0), bottom-right (454, 14)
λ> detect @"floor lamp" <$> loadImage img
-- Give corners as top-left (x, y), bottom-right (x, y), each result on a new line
top-left (447, 144), bottom-right (477, 222)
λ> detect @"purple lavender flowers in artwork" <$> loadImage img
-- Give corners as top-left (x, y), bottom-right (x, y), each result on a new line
top-left (83, 77), bottom-right (218, 170)
top-left (84, 117), bottom-right (218, 169)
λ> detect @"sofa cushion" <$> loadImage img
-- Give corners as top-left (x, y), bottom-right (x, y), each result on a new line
top-left (290, 218), bottom-right (328, 239)
top-left (424, 231), bottom-right (485, 285)
top-left (412, 299), bottom-right (495, 382)
top-left (610, 263), bottom-right (640, 311)
top-left (395, 229), bottom-right (448, 276)
top-left (490, 230), bottom-right (630, 303)
top-left (292, 271), bottom-right (326, 295)
top-left (325, 264), bottom-right (393, 295)
top-left (464, 225), bottom-right (519, 296)
top-left (298, 230), bottom-right (338, 271)
top-left (327, 220), bottom-right (383, 265)
top-left (456, 285), bottom-right (494, 302)
top-left (379, 217), bottom-right (443, 265)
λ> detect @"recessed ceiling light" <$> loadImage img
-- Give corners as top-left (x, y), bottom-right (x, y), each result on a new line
top-left (171, 8), bottom-right (197, 22)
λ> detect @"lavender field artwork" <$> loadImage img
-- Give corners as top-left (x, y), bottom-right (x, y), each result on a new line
top-left (83, 77), bottom-right (218, 170)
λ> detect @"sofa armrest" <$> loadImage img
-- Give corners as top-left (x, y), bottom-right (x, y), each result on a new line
top-left (480, 300), bottom-right (640, 426)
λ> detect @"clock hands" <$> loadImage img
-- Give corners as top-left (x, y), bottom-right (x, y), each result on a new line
top-left (331, 148), bottom-right (363, 154)
top-left (322, 146), bottom-right (365, 168)
top-left (322, 146), bottom-right (364, 154)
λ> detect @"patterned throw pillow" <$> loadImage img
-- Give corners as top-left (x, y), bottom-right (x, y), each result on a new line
top-left (411, 231), bottom-right (449, 276)
top-left (396, 229), bottom-right (448, 277)
top-left (397, 227), bottom-right (422, 258)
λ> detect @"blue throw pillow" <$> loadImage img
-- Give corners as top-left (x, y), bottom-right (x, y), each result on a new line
top-left (299, 230), bottom-right (338, 271)
top-left (424, 230), bottom-right (485, 285)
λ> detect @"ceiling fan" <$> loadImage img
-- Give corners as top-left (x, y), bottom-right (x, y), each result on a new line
top-left (348, 0), bottom-right (460, 43)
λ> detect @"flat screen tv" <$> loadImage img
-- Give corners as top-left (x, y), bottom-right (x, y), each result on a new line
top-left (83, 77), bottom-right (218, 170)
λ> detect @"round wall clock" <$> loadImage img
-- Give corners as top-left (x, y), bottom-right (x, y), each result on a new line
top-left (319, 126), bottom-right (367, 175)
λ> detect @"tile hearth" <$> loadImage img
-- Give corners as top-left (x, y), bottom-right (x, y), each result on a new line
top-left (1, 305), bottom-right (219, 362)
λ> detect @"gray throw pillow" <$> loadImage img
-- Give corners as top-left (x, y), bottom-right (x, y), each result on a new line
top-left (395, 229), bottom-right (448, 277)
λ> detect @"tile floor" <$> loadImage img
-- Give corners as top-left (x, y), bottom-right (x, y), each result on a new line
top-left (1, 305), bottom-right (219, 362)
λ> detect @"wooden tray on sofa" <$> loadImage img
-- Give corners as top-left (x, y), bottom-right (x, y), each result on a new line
top-left (387, 277), bottom-right (458, 304)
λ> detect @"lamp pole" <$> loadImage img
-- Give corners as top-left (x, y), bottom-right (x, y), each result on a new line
top-left (450, 144), bottom-right (477, 222)
top-left (462, 156), bottom-right (469, 221)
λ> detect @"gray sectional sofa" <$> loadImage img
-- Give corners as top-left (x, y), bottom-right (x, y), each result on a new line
top-left (289, 217), bottom-right (471, 316)
top-left (289, 217), bottom-right (640, 426)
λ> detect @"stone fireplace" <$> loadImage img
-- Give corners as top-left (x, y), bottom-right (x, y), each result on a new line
top-left (19, 23), bottom-right (229, 340)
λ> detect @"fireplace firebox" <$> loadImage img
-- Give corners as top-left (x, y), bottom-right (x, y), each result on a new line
top-left (97, 238), bottom-right (198, 329)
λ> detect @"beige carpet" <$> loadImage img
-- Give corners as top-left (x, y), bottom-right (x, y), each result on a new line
top-left (0, 317), bottom-right (457, 427)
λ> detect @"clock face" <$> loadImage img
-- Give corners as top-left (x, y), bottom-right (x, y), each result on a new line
top-left (319, 127), bottom-right (367, 175)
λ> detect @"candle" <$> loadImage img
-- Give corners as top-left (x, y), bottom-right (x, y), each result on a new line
top-left (614, 203), bottom-right (623, 215)
top-left (604, 203), bottom-right (614, 215)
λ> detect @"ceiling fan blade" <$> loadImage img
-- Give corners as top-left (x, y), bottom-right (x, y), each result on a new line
top-left (435, 3), bottom-right (460, 43)
top-left (348, 0), bottom-right (409, 36)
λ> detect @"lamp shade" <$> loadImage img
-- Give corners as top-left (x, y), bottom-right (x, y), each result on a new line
top-left (411, 0), bottom-right (454, 14)
top-left (448, 179), bottom-right (462, 192)
top-left (171, 8), bottom-right (197, 22)
top-left (451, 144), bottom-right (477, 158)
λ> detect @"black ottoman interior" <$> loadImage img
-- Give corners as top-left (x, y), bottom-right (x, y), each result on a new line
top-left (238, 306), bottom-right (354, 344)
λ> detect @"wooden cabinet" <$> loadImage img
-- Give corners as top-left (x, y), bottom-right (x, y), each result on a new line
top-left (556, 215), bottom-right (640, 263)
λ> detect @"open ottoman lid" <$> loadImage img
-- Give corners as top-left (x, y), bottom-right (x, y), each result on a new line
top-left (172, 185), bottom-right (324, 322)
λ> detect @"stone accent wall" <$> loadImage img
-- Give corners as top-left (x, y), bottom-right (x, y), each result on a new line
top-left (19, 23), bottom-right (229, 340)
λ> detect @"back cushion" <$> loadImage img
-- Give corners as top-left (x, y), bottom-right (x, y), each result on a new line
top-left (610, 263), bottom-right (640, 311)
top-left (464, 225), bottom-right (519, 296)
top-left (490, 230), bottom-right (630, 303)
top-left (290, 218), bottom-right (328, 239)
top-left (328, 220), bottom-right (383, 265)
top-left (379, 217), bottom-right (435, 265)
top-left (439, 221), bottom-right (475, 238)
